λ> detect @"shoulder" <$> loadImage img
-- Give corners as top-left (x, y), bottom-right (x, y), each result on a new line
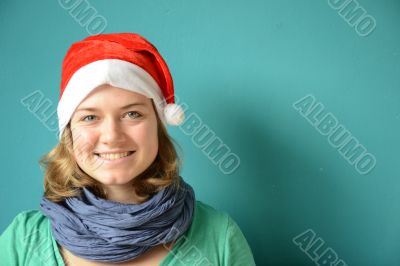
top-left (1, 209), bottom-right (49, 238)
top-left (192, 201), bottom-right (248, 233)
top-left (0, 210), bottom-right (55, 264)
top-left (178, 201), bottom-right (256, 266)
top-left (193, 200), bottom-right (230, 226)
top-left (7, 209), bottom-right (47, 224)
top-left (2, 209), bottom-right (47, 232)
top-left (190, 200), bottom-right (244, 239)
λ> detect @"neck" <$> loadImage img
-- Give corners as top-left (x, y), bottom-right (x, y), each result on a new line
top-left (103, 184), bottom-right (148, 204)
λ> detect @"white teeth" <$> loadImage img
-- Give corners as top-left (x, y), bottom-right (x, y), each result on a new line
top-left (97, 152), bottom-right (131, 160)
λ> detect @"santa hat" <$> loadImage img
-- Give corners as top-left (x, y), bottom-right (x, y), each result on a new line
top-left (57, 32), bottom-right (185, 139)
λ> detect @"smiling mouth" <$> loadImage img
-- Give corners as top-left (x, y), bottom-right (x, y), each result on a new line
top-left (94, 151), bottom-right (135, 160)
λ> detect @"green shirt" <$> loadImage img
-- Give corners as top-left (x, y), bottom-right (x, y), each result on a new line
top-left (0, 200), bottom-right (256, 265)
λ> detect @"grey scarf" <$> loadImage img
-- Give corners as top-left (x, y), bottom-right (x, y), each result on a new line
top-left (39, 177), bottom-right (195, 263)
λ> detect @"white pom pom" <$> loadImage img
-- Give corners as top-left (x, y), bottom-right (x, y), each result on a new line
top-left (164, 103), bottom-right (185, 126)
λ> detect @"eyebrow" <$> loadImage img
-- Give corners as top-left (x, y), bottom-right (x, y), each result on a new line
top-left (75, 102), bottom-right (147, 113)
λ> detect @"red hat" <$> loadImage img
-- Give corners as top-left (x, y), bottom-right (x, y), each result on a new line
top-left (57, 32), bottom-right (185, 139)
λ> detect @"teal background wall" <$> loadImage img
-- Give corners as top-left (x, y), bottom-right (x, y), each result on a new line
top-left (1, 0), bottom-right (399, 265)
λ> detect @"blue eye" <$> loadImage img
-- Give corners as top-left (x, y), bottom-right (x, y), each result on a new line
top-left (83, 115), bottom-right (96, 122)
top-left (126, 111), bottom-right (142, 119)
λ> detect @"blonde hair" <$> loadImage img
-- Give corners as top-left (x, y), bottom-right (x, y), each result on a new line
top-left (40, 100), bottom-right (183, 203)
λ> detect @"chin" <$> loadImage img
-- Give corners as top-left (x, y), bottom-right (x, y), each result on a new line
top-left (94, 174), bottom-right (136, 186)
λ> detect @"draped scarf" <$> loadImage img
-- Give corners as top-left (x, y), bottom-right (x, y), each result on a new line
top-left (39, 177), bottom-right (195, 263)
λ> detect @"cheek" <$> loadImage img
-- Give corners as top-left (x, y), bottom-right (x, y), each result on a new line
top-left (129, 122), bottom-right (158, 150)
top-left (72, 129), bottom-right (97, 159)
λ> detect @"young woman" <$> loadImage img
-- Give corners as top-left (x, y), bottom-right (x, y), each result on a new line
top-left (0, 32), bottom-right (256, 265)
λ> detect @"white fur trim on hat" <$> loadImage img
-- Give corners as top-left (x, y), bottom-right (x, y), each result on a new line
top-left (57, 59), bottom-right (171, 139)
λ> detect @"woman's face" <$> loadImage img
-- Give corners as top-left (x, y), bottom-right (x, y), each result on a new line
top-left (70, 84), bottom-right (159, 186)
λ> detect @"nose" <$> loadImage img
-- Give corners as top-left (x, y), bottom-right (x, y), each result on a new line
top-left (99, 118), bottom-right (126, 144)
